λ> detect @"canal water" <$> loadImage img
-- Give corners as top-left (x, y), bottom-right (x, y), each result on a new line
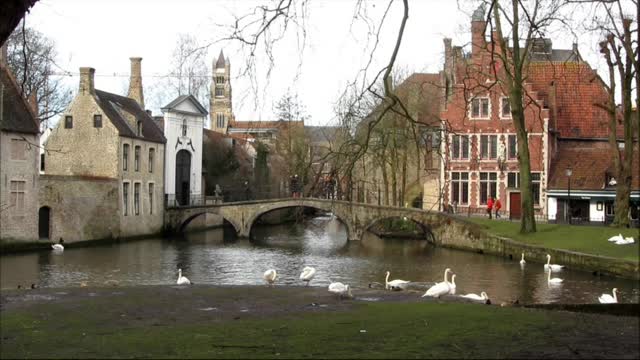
top-left (1, 214), bottom-right (638, 304)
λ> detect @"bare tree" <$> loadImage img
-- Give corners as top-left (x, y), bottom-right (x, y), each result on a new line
top-left (6, 22), bottom-right (72, 129)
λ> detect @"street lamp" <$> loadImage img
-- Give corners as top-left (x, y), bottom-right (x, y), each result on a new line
top-left (565, 166), bottom-right (573, 224)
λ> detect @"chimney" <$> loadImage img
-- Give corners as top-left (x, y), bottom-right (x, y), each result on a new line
top-left (79, 67), bottom-right (95, 95)
top-left (471, 4), bottom-right (487, 58)
top-left (127, 57), bottom-right (144, 108)
top-left (443, 38), bottom-right (452, 69)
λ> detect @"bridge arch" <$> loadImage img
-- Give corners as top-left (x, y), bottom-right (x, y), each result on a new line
top-left (178, 211), bottom-right (242, 235)
top-left (361, 215), bottom-right (436, 243)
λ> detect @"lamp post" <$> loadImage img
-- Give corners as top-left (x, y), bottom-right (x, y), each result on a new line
top-left (566, 166), bottom-right (572, 224)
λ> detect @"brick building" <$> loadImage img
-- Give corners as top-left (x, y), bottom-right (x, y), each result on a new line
top-left (0, 62), bottom-right (40, 242)
top-left (42, 58), bottom-right (167, 242)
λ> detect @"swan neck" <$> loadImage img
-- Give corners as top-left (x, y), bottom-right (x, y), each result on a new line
top-left (443, 269), bottom-right (449, 283)
top-left (613, 289), bottom-right (617, 301)
top-left (521, 253), bottom-right (524, 261)
top-left (546, 256), bottom-right (551, 265)
top-left (385, 272), bottom-right (389, 285)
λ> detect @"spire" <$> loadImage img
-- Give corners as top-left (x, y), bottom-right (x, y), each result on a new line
top-left (215, 50), bottom-right (225, 69)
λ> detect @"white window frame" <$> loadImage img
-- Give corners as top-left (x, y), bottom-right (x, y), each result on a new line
top-left (469, 97), bottom-right (491, 120)
top-left (479, 134), bottom-right (498, 160)
top-left (507, 134), bottom-right (518, 160)
top-left (450, 172), bottom-right (469, 206)
top-left (450, 134), bottom-right (470, 161)
top-left (500, 96), bottom-right (512, 119)
top-left (479, 172), bottom-right (498, 205)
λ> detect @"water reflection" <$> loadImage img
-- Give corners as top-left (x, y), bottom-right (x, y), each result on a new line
top-left (1, 216), bottom-right (638, 305)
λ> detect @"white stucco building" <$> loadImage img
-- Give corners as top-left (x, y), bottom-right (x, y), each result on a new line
top-left (161, 95), bottom-right (208, 206)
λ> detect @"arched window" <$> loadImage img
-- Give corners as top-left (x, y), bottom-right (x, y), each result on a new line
top-left (182, 118), bottom-right (187, 136)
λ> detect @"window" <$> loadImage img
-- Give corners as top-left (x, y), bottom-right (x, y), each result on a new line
top-left (480, 135), bottom-right (498, 160)
top-left (64, 115), bottom-right (73, 129)
top-left (215, 87), bottom-right (224, 97)
top-left (508, 134), bottom-right (518, 160)
top-left (450, 135), bottom-right (470, 160)
top-left (123, 144), bottom-right (129, 171)
top-left (605, 201), bottom-right (615, 216)
top-left (479, 172), bottom-right (498, 205)
top-left (10, 139), bottom-right (26, 160)
top-left (134, 183), bottom-right (140, 216)
top-left (40, 153), bottom-right (45, 172)
top-left (508, 172), bottom-right (540, 205)
top-left (500, 97), bottom-right (511, 118)
top-left (93, 114), bottom-right (102, 128)
top-left (123, 182), bottom-right (129, 216)
top-left (216, 76), bottom-right (224, 84)
top-left (451, 172), bottom-right (469, 205)
top-left (148, 148), bottom-right (155, 173)
top-left (134, 146), bottom-right (140, 172)
top-left (181, 119), bottom-right (187, 136)
top-left (148, 183), bottom-right (154, 215)
top-left (137, 120), bottom-right (143, 136)
top-left (216, 113), bottom-right (225, 128)
top-left (9, 181), bottom-right (26, 213)
top-left (471, 97), bottom-right (490, 118)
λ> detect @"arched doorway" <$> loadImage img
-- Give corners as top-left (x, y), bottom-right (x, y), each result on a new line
top-left (176, 150), bottom-right (192, 206)
top-left (38, 206), bottom-right (51, 239)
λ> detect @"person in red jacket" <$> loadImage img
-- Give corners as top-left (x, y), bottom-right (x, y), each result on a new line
top-left (494, 198), bottom-right (502, 219)
top-left (487, 197), bottom-right (494, 219)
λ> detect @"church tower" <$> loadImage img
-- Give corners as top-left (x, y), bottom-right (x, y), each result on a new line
top-left (210, 50), bottom-right (233, 133)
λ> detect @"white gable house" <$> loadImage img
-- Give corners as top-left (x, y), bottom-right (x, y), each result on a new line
top-left (161, 95), bottom-right (208, 206)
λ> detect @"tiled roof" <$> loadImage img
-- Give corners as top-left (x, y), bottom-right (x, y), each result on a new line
top-left (548, 140), bottom-right (639, 191)
top-left (152, 116), bottom-right (164, 133)
top-left (94, 89), bottom-right (166, 144)
top-left (0, 64), bottom-right (39, 134)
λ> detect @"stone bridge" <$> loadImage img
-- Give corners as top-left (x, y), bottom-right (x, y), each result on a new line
top-left (164, 198), bottom-right (478, 242)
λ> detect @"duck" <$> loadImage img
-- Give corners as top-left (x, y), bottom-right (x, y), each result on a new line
top-left (544, 254), bottom-right (565, 272)
top-left (176, 268), bottom-right (191, 285)
top-left (328, 282), bottom-right (353, 299)
top-left (422, 268), bottom-right (452, 298)
top-left (264, 269), bottom-right (277, 286)
top-left (460, 291), bottom-right (489, 301)
top-left (519, 253), bottom-right (526, 265)
top-left (299, 266), bottom-right (316, 286)
top-left (598, 288), bottom-right (618, 304)
top-left (385, 271), bottom-right (410, 291)
top-left (547, 268), bottom-right (563, 285)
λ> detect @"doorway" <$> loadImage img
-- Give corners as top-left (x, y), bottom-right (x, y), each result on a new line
top-left (175, 150), bottom-right (191, 206)
top-left (509, 192), bottom-right (521, 220)
top-left (38, 206), bottom-right (50, 239)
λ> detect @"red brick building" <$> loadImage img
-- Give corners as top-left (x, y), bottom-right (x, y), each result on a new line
top-left (438, 6), bottom-right (638, 224)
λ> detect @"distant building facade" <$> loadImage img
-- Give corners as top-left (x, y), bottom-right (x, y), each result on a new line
top-left (0, 63), bottom-right (40, 242)
top-left (161, 95), bottom-right (208, 206)
top-left (41, 58), bottom-right (166, 242)
top-left (210, 50), bottom-right (233, 133)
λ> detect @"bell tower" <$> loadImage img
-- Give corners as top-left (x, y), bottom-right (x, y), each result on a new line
top-left (210, 50), bottom-right (233, 133)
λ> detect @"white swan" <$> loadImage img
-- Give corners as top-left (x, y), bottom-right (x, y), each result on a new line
top-left (448, 274), bottom-right (457, 295)
top-left (422, 268), bottom-right (452, 298)
top-left (544, 254), bottom-right (565, 272)
top-left (608, 234), bottom-right (624, 242)
top-left (598, 288), bottom-right (618, 304)
top-left (547, 268), bottom-right (563, 284)
top-left (519, 253), bottom-right (526, 265)
top-left (328, 282), bottom-right (353, 299)
top-left (385, 271), bottom-right (410, 291)
top-left (461, 291), bottom-right (489, 301)
top-left (615, 237), bottom-right (635, 245)
top-left (176, 268), bottom-right (191, 285)
top-left (51, 244), bottom-right (64, 251)
top-left (300, 266), bottom-right (316, 286)
top-left (263, 269), bottom-right (277, 286)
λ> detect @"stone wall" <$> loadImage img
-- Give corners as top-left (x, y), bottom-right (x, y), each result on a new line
top-left (39, 175), bottom-right (119, 243)
top-left (0, 131), bottom-right (39, 241)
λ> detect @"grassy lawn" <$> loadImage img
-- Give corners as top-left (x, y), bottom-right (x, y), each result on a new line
top-left (0, 298), bottom-right (630, 359)
top-left (468, 218), bottom-right (639, 262)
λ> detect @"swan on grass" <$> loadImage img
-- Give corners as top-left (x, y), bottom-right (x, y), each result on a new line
top-left (328, 282), bottom-right (353, 299)
top-left (176, 268), bottom-right (191, 285)
top-left (519, 253), bottom-right (526, 265)
top-left (460, 291), bottom-right (489, 301)
top-left (422, 268), bottom-right (452, 298)
top-left (598, 288), bottom-right (618, 304)
top-left (608, 234), bottom-right (624, 242)
top-left (448, 274), bottom-right (457, 295)
top-left (547, 268), bottom-right (563, 285)
top-left (615, 237), bottom-right (635, 245)
top-left (385, 271), bottom-right (410, 291)
top-left (544, 254), bottom-right (565, 272)
top-left (264, 269), bottom-right (277, 286)
top-left (300, 266), bottom-right (316, 286)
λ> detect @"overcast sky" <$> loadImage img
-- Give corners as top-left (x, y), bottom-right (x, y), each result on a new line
top-left (25, 0), bottom-right (607, 127)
